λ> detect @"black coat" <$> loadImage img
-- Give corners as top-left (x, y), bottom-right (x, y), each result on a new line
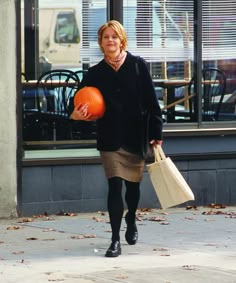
top-left (80, 52), bottom-right (163, 156)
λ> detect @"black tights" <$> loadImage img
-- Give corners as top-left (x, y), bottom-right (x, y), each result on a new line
top-left (107, 177), bottom-right (140, 242)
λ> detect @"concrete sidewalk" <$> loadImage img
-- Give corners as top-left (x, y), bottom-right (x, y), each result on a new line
top-left (0, 207), bottom-right (236, 283)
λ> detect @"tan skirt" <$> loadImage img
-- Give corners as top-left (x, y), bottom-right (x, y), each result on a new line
top-left (100, 148), bottom-right (145, 182)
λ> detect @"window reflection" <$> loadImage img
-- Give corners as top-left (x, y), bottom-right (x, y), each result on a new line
top-left (54, 12), bottom-right (80, 44)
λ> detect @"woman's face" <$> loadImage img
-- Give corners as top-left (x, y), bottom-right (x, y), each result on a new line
top-left (101, 27), bottom-right (122, 56)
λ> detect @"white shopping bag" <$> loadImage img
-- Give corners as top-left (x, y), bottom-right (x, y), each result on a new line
top-left (147, 145), bottom-right (194, 209)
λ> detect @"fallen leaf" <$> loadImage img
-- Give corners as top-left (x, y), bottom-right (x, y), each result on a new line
top-left (136, 211), bottom-right (150, 217)
top-left (56, 210), bottom-right (66, 216)
top-left (71, 235), bottom-right (84, 239)
top-left (202, 211), bottom-right (217, 215)
top-left (44, 272), bottom-right (54, 275)
top-left (12, 251), bottom-right (24, 254)
top-left (116, 276), bottom-right (128, 279)
top-left (17, 218), bottom-right (33, 223)
top-left (138, 208), bottom-right (153, 212)
top-left (202, 210), bottom-right (236, 216)
top-left (204, 243), bottom-right (218, 246)
top-left (97, 211), bottom-right (106, 216)
top-left (46, 217), bottom-right (54, 221)
top-left (7, 226), bottom-right (21, 230)
top-left (82, 234), bottom-right (96, 239)
top-left (153, 248), bottom-right (168, 251)
top-left (186, 206), bottom-right (193, 210)
top-left (56, 210), bottom-right (77, 216)
top-left (182, 265), bottom-right (198, 271)
top-left (225, 212), bottom-right (236, 217)
top-left (136, 215), bottom-right (144, 221)
top-left (228, 215), bottom-right (236, 219)
top-left (65, 212), bottom-right (77, 216)
top-left (184, 217), bottom-right (196, 220)
top-left (209, 203), bottom-right (226, 209)
top-left (160, 222), bottom-right (169, 225)
top-left (148, 217), bottom-right (167, 222)
top-left (32, 214), bottom-right (48, 218)
top-left (92, 217), bottom-right (103, 222)
top-left (26, 237), bottom-right (38, 240)
top-left (71, 234), bottom-right (96, 239)
top-left (42, 228), bottom-right (55, 232)
top-left (186, 205), bottom-right (198, 210)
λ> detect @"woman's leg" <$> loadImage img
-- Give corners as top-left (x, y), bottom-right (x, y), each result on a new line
top-left (125, 180), bottom-right (140, 223)
top-left (124, 180), bottom-right (140, 245)
top-left (107, 176), bottom-right (124, 242)
top-left (105, 177), bottom-right (123, 257)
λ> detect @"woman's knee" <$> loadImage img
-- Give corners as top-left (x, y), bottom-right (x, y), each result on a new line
top-left (125, 180), bottom-right (140, 190)
top-left (108, 177), bottom-right (122, 189)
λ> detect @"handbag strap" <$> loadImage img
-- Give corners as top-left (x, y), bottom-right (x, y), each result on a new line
top-left (135, 57), bottom-right (145, 114)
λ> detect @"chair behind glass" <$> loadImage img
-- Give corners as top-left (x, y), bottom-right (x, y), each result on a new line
top-left (25, 69), bottom-right (80, 141)
top-left (175, 68), bottom-right (227, 122)
top-left (202, 68), bottom-right (226, 121)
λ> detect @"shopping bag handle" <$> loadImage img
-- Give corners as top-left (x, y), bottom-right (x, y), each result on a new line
top-left (157, 144), bottom-right (166, 159)
top-left (153, 145), bottom-right (166, 163)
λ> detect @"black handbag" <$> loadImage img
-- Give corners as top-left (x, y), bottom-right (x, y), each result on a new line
top-left (135, 59), bottom-right (152, 159)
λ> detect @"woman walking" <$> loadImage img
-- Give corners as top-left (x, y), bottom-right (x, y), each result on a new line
top-left (70, 20), bottom-right (163, 257)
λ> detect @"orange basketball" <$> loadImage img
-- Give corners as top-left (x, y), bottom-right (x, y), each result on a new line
top-left (74, 86), bottom-right (105, 121)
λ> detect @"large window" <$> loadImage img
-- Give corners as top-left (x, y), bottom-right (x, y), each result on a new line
top-left (123, 0), bottom-right (194, 123)
top-left (21, 0), bottom-right (107, 150)
top-left (123, 0), bottom-right (193, 80)
top-left (123, 0), bottom-right (236, 124)
top-left (202, 0), bottom-right (236, 118)
top-left (21, 0), bottom-right (236, 153)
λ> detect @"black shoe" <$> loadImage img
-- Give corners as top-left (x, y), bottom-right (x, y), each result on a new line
top-left (125, 213), bottom-right (138, 245)
top-left (105, 241), bottom-right (121, 257)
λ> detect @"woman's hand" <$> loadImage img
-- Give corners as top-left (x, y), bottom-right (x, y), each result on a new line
top-left (150, 139), bottom-right (163, 148)
top-left (70, 103), bottom-right (92, 121)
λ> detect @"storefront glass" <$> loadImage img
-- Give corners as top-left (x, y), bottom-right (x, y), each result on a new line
top-left (21, 0), bottom-right (236, 153)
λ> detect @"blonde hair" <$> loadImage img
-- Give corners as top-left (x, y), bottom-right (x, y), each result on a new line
top-left (97, 20), bottom-right (127, 52)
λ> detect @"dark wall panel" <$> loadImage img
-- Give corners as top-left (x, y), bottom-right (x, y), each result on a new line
top-left (52, 166), bottom-right (83, 201)
top-left (188, 170), bottom-right (217, 205)
top-left (217, 170), bottom-right (236, 205)
top-left (22, 157), bottom-right (236, 216)
top-left (22, 167), bottom-right (53, 203)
